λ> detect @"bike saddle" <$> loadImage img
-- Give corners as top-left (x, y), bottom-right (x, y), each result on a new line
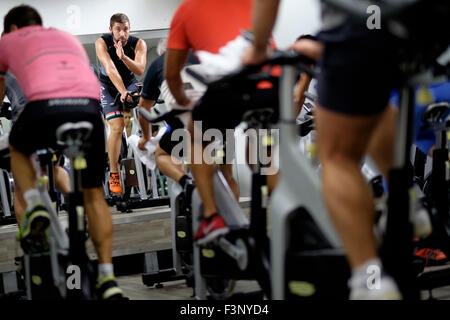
top-left (56, 121), bottom-right (93, 146)
top-left (421, 102), bottom-right (450, 124)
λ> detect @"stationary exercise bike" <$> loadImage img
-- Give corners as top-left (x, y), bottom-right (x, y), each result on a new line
top-left (141, 174), bottom-right (196, 291)
top-left (138, 104), bottom-right (197, 293)
top-left (140, 65), bottom-right (210, 292)
top-left (411, 101), bottom-right (450, 292)
top-left (20, 122), bottom-right (97, 300)
top-left (139, 70), bottom-right (274, 300)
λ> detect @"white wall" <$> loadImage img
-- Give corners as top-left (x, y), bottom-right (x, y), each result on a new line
top-left (273, 0), bottom-right (321, 49)
top-left (1, 0), bottom-right (322, 45)
top-left (0, 0), bottom-right (183, 35)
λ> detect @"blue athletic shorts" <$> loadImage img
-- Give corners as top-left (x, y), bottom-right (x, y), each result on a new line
top-left (100, 77), bottom-right (138, 121)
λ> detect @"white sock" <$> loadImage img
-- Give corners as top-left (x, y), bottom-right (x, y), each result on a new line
top-left (98, 263), bottom-right (114, 280)
top-left (349, 257), bottom-right (384, 289)
top-left (23, 189), bottom-right (41, 211)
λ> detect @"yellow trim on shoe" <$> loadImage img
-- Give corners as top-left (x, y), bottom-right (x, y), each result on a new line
top-left (96, 274), bottom-right (116, 287)
top-left (96, 275), bottom-right (124, 300)
top-left (102, 287), bottom-right (124, 300)
top-left (19, 204), bottom-right (50, 239)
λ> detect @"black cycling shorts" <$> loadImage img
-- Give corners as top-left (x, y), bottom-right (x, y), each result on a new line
top-left (317, 28), bottom-right (401, 116)
top-left (9, 98), bottom-right (106, 188)
top-left (158, 118), bottom-right (187, 158)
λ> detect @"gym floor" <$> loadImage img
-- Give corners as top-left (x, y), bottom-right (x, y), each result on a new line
top-left (2, 204), bottom-right (450, 300)
top-left (0, 205), bottom-right (450, 300)
top-left (113, 249), bottom-right (450, 301)
top-left (116, 277), bottom-right (261, 300)
top-left (114, 272), bottom-right (450, 300)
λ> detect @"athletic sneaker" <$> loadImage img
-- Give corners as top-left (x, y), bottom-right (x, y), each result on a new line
top-left (375, 199), bottom-right (432, 243)
top-left (109, 172), bottom-right (122, 194)
top-left (410, 199), bottom-right (433, 239)
top-left (96, 276), bottom-right (126, 300)
top-left (194, 213), bottom-right (229, 245)
top-left (415, 248), bottom-right (447, 266)
top-left (17, 203), bottom-right (50, 253)
top-left (349, 275), bottom-right (402, 300)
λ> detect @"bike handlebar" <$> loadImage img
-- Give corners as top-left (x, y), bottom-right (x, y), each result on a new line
top-left (111, 89), bottom-right (142, 110)
top-left (140, 51), bottom-right (317, 125)
top-left (185, 50), bottom-right (317, 88)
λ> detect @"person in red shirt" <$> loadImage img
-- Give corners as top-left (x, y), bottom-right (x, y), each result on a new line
top-left (165, 0), bottom-right (254, 244)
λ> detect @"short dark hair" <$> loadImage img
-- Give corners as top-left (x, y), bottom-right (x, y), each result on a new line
top-left (110, 13), bottom-right (130, 28)
top-left (3, 5), bottom-right (42, 33)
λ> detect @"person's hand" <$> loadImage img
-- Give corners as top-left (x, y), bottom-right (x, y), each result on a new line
top-left (289, 39), bottom-right (323, 61)
top-left (114, 40), bottom-right (125, 60)
top-left (241, 45), bottom-right (271, 66)
top-left (120, 91), bottom-right (133, 103)
top-left (138, 137), bottom-right (149, 151)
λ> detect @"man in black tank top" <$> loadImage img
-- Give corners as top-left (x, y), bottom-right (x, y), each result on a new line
top-left (95, 13), bottom-right (147, 194)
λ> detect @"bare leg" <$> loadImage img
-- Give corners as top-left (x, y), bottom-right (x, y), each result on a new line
top-left (12, 156), bottom-right (71, 224)
top-left (191, 156), bottom-right (217, 218)
top-left (315, 106), bottom-right (383, 269)
top-left (83, 187), bottom-right (113, 264)
top-left (54, 165), bottom-right (71, 195)
top-left (10, 146), bottom-right (36, 193)
top-left (155, 145), bottom-right (185, 183)
top-left (367, 104), bottom-right (397, 179)
top-left (266, 172), bottom-right (279, 194)
top-left (107, 117), bottom-right (125, 173)
top-left (219, 164), bottom-right (239, 201)
top-left (189, 121), bottom-right (220, 218)
top-left (13, 184), bottom-right (27, 224)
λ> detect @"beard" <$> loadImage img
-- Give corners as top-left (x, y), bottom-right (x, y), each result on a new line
top-left (113, 34), bottom-right (128, 46)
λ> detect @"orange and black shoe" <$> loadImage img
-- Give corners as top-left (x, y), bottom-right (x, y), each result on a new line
top-left (109, 172), bottom-right (122, 194)
top-left (415, 248), bottom-right (447, 266)
top-left (194, 213), bottom-right (229, 245)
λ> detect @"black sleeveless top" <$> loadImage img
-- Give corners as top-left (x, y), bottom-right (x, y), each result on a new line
top-left (99, 33), bottom-right (139, 86)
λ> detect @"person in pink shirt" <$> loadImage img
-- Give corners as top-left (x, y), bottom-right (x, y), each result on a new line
top-left (0, 5), bottom-right (124, 300)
